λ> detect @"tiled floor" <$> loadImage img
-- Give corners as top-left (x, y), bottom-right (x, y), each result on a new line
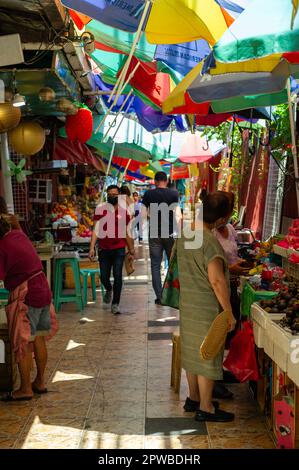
top-left (0, 244), bottom-right (275, 449)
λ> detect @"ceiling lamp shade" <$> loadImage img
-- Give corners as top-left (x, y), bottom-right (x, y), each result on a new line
top-left (0, 103), bottom-right (21, 133)
top-left (9, 121), bottom-right (46, 156)
top-left (65, 107), bottom-right (93, 143)
top-left (12, 93), bottom-right (26, 107)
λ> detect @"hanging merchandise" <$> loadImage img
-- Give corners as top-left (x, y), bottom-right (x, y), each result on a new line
top-left (5, 159), bottom-right (32, 184)
top-left (65, 105), bottom-right (93, 143)
top-left (0, 103), bottom-right (21, 133)
top-left (8, 121), bottom-right (46, 156)
top-left (170, 164), bottom-right (189, 180)
top-left (223, 321), bottom-right (260, 382)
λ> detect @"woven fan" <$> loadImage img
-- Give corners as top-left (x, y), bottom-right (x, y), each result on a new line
top-left (199, 310), bottom-right (230, 360)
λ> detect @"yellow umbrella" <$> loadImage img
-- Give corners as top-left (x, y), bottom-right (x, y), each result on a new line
top-left (145, 0), bottom-right (229, 46)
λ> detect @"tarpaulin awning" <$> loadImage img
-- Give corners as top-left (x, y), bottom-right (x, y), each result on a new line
top-left (53, 137), bottom-right (106, 172)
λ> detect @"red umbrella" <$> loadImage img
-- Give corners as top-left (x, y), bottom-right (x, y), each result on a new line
top-left (117, 56), bottom-right (172, 109)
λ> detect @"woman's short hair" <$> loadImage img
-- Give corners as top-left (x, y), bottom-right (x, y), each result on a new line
top-left (202, 192), bottom-right (231, 224)
top-left (0, 215), bottom-right (11, 239)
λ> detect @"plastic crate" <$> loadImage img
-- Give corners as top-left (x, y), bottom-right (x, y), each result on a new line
top-left (287, 355), bottom-right (299, 387)
top-left (253, 321), bottom-right (264, 348)
top-left (241, 282), bottom-right (278, 316)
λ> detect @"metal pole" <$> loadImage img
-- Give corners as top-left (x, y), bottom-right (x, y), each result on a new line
top-left (100, 141), bottom-right (116, 203)
top-left (287, 78), bottom-right (299, 213)
top-left (0, 133), bottom-right (14, 213)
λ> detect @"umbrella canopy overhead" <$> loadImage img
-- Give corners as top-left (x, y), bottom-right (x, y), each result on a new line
top-left (178, 133), bottom-right (226, 163)
top-left (164, 59), bottom-right (296, 109)
top-left (63, 0), bottom-right (232, 45)
top-left (204, 0), bottom-right (299, 75)
top-left (187, 60), bottom-right (296, 103)
top-left (154, 40), bottom-right (211, 76)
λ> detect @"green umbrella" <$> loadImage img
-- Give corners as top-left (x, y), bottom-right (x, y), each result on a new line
top-left (88, 20), bottom-right (156, 63)
top-left (213, 0), bottom-right (299, 66)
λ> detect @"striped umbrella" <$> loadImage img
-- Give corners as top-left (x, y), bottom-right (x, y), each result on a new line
top-left (205, 0), bottom-right (299, 75)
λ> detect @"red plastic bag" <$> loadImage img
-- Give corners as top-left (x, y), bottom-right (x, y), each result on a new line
top-left (223, 321), bottom-right (259, 382)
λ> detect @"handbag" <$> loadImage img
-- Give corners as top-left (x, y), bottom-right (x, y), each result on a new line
top-left (199, 310), bottom-right (231, 360)
top-left (124, 253), bottom-right (135, 276)
top-left (161, 242), bottom-right (180, 309)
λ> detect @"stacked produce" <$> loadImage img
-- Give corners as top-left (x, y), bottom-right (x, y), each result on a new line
top-left (51, 203), bottom-right (78, 228)
top-left (277, 219), bottom-right (299, 255)
top-left (259, 278), bottom-right (299, 333)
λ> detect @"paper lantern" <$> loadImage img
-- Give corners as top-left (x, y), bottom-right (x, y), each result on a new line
top-left (39, 87), bottom-right (56, 102)
top-left (56, 98), bottom-right (78, 115)
top-left (9, 121), bottom-right (46, 156)
top-left (0, 103), bottom-right (21, 133)
top-left (65, 107), bottom-right (93, 143)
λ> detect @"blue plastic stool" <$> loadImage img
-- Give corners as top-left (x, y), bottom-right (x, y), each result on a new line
top-left (54, 258), bottom-right (84, 312)
top-left (80, 268), bottom-right (105, 306)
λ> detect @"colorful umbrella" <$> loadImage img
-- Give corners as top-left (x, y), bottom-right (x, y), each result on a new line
top-left (205, 0), bottom-right (299, 75)
top-left (154, 40), bottom-right (211, 77)
top-left (165, 59), bottom-right (296, 107)
top-left (63, 0), bottom-right (232, 45)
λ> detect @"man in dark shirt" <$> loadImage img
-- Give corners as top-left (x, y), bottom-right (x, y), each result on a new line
top-left (142, 172), bottom-right (180, 304)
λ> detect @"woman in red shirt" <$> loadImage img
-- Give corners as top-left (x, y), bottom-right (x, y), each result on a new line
top-left (0, 215), bottom-right (57, 401)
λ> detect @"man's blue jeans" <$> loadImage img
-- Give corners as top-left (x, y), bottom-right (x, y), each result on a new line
top-left (99, 248), bottom-right (125, 305)
top-left (149, 237), bottom-right (174, 300)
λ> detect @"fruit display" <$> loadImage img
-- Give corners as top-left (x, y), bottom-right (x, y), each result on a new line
top-left (76, 223), bottom-right (92, 239)
top-left (51, 203), bottom-right (78, 228)
top-left (259, 279), bottom-right (299, 332)
top-left (277, 219), bottom-right (299, 251)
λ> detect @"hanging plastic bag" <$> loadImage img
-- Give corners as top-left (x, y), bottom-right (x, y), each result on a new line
top-left (223, 321), bottom-right (259, 382)
top-left (161, 242), bottom-right (180, 309)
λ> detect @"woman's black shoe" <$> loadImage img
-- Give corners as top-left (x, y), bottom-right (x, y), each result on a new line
top-left (184, 397), bottom-right (219, 412)
top-left (212, 383), bottom-right (234, 399)
top-left (195, 408), bottom-right (235, 422)
top-left (155, 299), bottom-right (162, 305)
top-left (184, 397), bottom-right (199, 412)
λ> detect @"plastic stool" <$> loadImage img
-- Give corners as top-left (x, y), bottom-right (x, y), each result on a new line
top-left (54, 258), bottom-right (83, 312)
top-left (170, 332), bottom-right (181, 393)
top-left (0, 289), bottom-right (9, 305)
top-left (80, 268), bottom-right (104, 306)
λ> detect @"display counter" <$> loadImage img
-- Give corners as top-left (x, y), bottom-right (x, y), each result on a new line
top-left (251, 302), bottom-right (299, 448)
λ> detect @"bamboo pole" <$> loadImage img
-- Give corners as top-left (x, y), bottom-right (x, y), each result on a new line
top-left (287, 78), bottom-right (299, 213)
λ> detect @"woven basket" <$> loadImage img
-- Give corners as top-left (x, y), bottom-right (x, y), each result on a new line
top-left (200, 310), bottom-right (230, 360)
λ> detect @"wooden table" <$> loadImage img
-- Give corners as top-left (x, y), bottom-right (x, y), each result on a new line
top-left (38, 252), bottom-right (54, 287)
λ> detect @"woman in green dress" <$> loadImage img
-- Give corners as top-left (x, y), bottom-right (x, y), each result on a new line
top-left (177, 192), bottom-right (236, 423)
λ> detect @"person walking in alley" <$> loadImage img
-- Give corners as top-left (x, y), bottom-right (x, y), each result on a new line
top-left (0, 215), bottom-right (58, 401)
top-left (89, 185), bottom-right (135, 315)
top-left (142, 172), bottom-right (180, 305)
